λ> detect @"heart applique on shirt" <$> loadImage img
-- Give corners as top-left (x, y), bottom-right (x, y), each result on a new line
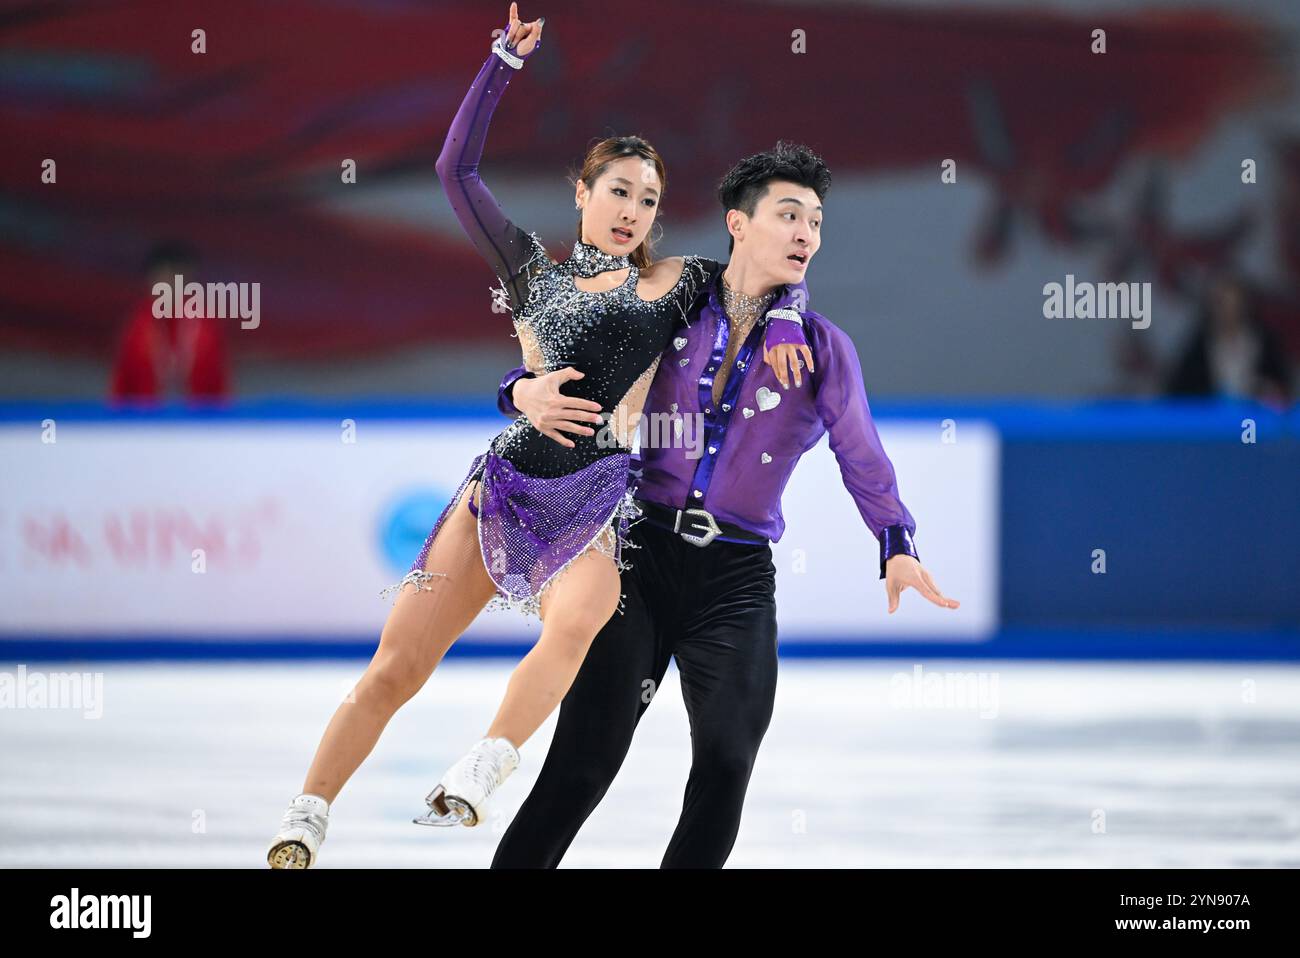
top-left (755, 386), bottom-right (781, 412)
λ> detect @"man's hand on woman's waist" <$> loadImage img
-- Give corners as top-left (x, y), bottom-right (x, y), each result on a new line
top-left (510, 367), bottom-right (605, 449)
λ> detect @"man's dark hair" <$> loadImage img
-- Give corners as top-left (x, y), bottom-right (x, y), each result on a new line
top-left (717, 141), bottom-right (831, 255)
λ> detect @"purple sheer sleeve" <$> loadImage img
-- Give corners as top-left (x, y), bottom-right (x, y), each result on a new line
top-left (764, 318), bottom-right (808, 351)
top-left (808, 318), bottom-right (919, 578)
top-left (435, 43), bottom-right (548, 314)
top-left (762, 279), bottom-right (810, 352)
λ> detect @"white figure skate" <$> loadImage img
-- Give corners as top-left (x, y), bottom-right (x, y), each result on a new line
top-left (267, 793), bottom-right (330, 868)
top-left (415, 737), bottom-right (520, 827)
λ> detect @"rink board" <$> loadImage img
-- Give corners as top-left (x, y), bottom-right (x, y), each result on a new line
top-left (0, 416), bottom-right (997, 645)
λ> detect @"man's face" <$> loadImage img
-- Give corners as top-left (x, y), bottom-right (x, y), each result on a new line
top-left (729, 179), bottom-right (822, 287)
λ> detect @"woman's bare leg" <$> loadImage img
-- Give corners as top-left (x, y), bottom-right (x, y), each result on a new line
top-left (484, 528), bottom-right (622, 748)
top-left (299, 481), bottom-right (497, 803)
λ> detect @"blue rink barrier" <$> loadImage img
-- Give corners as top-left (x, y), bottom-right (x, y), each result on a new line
top-left (1, 398), bottom-right (1297, 661)
top-left (0, 626), bottom-right (1297, 663)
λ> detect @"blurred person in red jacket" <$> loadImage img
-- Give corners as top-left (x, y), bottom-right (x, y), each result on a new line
top-left (109, 241), bottom-right (231, 403)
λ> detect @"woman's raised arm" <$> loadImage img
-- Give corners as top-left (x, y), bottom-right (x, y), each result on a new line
top-left (435, 7), bottom-right (547, 313)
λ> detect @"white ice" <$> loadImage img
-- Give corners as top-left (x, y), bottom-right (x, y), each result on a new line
top-left (1, 660), bottom-right (1298, 868)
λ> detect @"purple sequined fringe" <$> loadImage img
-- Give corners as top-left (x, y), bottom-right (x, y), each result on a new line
top-left (379, 449), bottom-right (645, 621)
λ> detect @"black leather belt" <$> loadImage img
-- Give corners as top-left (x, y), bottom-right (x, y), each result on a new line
top-left (633, 498), bottom-right (768, 547)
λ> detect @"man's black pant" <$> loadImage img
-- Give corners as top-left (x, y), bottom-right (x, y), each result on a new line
top-left (490, 514), bottom-right (779, 868)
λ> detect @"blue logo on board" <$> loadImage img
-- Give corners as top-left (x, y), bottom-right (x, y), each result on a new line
top-left (379, 487), bottom-right (452, 573)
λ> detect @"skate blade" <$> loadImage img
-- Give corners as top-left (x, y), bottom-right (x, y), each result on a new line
top-left (414, 787), bottom-right (478, 827)
top-left (267, 841), bottom-right (312, 869)
top-left (413, 807), bottom-right (465, 826)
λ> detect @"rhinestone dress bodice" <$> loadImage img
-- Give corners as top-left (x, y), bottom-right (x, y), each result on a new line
top-left (494, 238), bottom-right (713, 478)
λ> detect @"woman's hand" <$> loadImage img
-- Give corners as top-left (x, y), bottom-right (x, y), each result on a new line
top-left (763, 342), bottom-right (815, 389)
top-left (504, 3), bottom-right (545, 57)
top-left (511, 367), bottom-right (605, 448)
top-left (884, 555), bottom-right (960, 613)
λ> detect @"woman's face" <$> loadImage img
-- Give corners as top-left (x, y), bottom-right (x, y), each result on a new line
top-left (576, 155), bottom-right (661, 256)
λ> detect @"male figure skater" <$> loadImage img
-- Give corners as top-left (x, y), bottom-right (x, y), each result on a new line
top-left (490, 143), bottom-right (958, 867)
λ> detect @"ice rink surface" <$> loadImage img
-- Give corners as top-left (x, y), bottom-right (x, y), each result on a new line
top-left (2, 659), bottom-right (1298, 868)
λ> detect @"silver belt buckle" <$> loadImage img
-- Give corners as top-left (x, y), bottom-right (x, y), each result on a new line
top-left (675, 507), bottom-right (721, 547)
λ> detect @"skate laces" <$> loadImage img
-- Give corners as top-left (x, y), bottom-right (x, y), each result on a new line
top-left (280, 803), bottom-right (328, 841)
top-left (464, 746), bottom-right (502, 795)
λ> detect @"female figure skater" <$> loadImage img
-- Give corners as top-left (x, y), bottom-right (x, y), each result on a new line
top-left (267, 5), bottom-right (806, 867)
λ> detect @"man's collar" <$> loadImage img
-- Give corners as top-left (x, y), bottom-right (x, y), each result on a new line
top-left (708, 263), bottom-right (811, 318)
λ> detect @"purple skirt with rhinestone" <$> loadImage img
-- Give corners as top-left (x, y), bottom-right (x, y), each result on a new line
top-left (379, 448), bottom-right (642, 620)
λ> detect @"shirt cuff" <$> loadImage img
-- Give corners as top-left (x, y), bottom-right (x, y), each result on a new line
top-left (497, 367), bottom-right (534, 417)
top-left (879, 525), bottom-right (919, 579)
top-left (763, 313), bottom-right (808, 351)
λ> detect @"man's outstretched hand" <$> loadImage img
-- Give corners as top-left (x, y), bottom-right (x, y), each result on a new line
top-left (885, 554), bottom-right (959, 614)
top-left (511, 368), bottom-right (605, 448)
